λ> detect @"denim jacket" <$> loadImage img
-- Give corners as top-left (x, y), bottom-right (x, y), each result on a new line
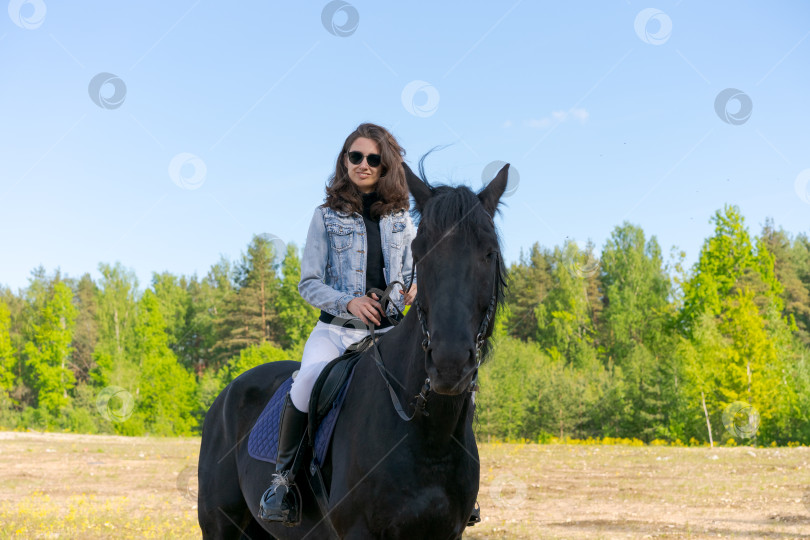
top-left (299, 205), bottom-right (417, 319)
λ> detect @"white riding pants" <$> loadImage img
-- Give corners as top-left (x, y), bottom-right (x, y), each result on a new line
top-left (289, 321), bottom-right (394, 413)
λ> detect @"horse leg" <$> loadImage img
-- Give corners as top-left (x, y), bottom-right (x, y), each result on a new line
top-left (200, 503), bottom-right (274, 540)
top-left (198, 436), bottom-right (260, 538)
top-left (198, 391), bottom-right (275, 539)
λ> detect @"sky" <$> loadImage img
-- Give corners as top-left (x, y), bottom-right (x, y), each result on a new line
top-left (1, 1), bottom-right (809, 292)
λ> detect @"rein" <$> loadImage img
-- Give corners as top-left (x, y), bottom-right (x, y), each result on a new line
top-left (363, 252), bottom-right (500, 422)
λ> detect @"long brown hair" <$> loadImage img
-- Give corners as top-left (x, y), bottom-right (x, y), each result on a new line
top-left (323, 123), bottom-right (409, 219)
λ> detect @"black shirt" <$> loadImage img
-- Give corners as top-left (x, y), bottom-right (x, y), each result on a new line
top-left (319, 191), bottom-right (398, 329)
top-left (361, 191), bottom-right (387, 294)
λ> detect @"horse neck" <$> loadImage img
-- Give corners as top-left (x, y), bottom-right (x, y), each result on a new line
top-left (377, 312), bottom-right (474, 448)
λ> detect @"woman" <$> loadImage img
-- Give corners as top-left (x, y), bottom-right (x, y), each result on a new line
top-left (259, 123), bottom-right (417, 525)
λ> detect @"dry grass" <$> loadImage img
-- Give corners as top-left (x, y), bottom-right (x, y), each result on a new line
top-left (1, 432), bottom-right (809, 539)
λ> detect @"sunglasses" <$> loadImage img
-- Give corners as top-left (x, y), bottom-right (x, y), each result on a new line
top-left (347, 151), bottom-right (382, 168)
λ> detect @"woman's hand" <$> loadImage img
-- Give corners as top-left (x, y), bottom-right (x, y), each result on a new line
top-left (401, 283), bottom-right (417, 305)
top-left (348, 293), bottom-right (385, 326)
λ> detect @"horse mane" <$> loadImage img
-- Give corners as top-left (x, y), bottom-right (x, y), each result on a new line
top-left (409, 151), bottom-right (509, 365)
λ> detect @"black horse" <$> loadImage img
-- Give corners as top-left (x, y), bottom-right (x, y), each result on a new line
top-left (198, 160), bottom-right (509, 539)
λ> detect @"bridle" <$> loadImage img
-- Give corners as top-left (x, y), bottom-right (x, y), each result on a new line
top-left (365, 251), bottom-right (501, 422)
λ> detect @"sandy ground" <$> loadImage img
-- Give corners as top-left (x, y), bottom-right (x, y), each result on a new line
top-left (1, 431), bottom-right (809, 539)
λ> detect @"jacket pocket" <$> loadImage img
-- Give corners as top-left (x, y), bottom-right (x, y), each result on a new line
top-left (326, 223), bottom-right (353, 252)
top-left (390, 220), bottom-right (406, 248)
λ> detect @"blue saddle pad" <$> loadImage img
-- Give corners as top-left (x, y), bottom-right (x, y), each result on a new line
top-left (248, 368), bottom-right (357, 466)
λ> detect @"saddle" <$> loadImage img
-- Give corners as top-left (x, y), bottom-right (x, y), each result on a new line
top-left (306, 334), bottom-right (374, 446)
top-left (247, 336), bottom-right (373, 467)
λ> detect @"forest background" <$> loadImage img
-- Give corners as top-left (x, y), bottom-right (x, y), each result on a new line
top-left (1, 204), bottom-right (808, 446)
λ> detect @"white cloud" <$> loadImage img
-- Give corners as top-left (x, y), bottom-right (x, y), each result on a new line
top-left (502, 119), bottom-right (513, 128)
top-left (525, 108), bottom-right (589, 129)
top-left (571, 108), bottom-right (589, 122)
top-left (525, 117), bottom-right (551, 128)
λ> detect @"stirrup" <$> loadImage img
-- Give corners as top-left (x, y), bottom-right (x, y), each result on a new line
top-left (466, 501), bottom-right (481, 527)
top-left (258, 472), bottom-right (302, 526)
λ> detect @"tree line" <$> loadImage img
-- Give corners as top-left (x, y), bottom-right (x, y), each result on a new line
top-left (1, 205), bottom-right (808, 445)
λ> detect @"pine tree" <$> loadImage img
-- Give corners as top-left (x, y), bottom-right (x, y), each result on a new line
top-left (212, 236), bottom-right (282, 366)
top-left (760, 221), bottom-right (810, 346)
top-left (503, 243), bottom-right (554, 341)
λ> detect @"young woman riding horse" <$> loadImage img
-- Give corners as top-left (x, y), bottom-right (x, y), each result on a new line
top-left (258, 123), bottom-right (418, 523)
top-left (197, 135), bottom-right (507, 538)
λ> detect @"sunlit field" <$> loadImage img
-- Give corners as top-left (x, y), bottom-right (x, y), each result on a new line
top-left (2, 432), bottom-right (809, 539)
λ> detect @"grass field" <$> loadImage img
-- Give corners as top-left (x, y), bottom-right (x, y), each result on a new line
top-left (1, 431), bottom-right (809, 539)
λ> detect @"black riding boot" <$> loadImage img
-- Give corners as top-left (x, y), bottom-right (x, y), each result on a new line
top-left (258, 393), bottom-right (308, 526)
top-left (467, 501), bottom-right (481, 526)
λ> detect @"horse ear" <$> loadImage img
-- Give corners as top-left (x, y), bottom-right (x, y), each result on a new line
top-left (403, 162), bottom-right (432, 211)
top-left (478, 163), bottom-right (510, 217)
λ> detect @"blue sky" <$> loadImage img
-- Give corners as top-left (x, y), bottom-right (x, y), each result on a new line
top-left (1, 1), bottom-right (808, 292)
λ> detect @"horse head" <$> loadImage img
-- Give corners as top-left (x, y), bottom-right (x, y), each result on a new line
top-left (402, 160), bottom-right (509, 396)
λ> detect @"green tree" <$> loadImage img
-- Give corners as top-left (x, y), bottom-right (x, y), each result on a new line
top-left (212, 236), bottom-right (283, 365)
top-left (680, 205), bottom-right (782, 334)
top-left (599, 223), bottom-right (675, 440)
top-left (0, 300), bottom-right (16, 392)
top-left (151, 271), bottom-right (192, 352)
top-left (675, 207), bottom-right (800, 444)
top-left (760, 221), bottom-right (810, 346)
top-left (128, 291), bottom-right (197, 436)
top-left (277, 243), bottom-right (318, 348)
top-left (534, 239), bottom-right (597, 367)
top-left (186, 257), bottom-right (234, 373)
top-left (71, 273), bottom-right (99, 384)
top-left (503, 243), bottom-right (554, 341)
top-left (23, 281), bottom-right (77, 414)
top-left (476, 337), bottom-right (545, 440)
top-left (92, 263), bottom-right (139, 389)
top-left (674, 312), bottom-right (727, 444)
top-left (600, 223), bottom-right (671, 359)
top-left (220, 341), bottom-right (290, 386)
